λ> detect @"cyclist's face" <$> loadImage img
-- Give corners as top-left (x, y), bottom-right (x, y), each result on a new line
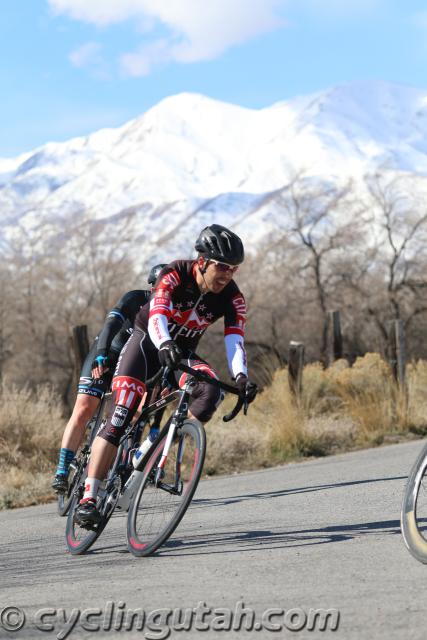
top-left (198, 259), bottom-right (237, 293)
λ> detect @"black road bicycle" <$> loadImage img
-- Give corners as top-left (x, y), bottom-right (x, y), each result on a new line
top-left (65, 364), bottom-right (247, 556)
top-left (401, 441), bottom-right (427, 563)
top-left (57, 394), bottom-right (111, 517)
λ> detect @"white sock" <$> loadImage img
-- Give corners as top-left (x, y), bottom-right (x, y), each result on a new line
top-left (82, 477), bottom-right (100, 501)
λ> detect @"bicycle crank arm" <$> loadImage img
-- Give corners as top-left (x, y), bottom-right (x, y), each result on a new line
top-left (157, 480), bottom-right (184, 496)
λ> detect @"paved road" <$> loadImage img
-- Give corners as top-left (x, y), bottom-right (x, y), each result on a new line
top-left (1, 440), bottom-right (427, 640)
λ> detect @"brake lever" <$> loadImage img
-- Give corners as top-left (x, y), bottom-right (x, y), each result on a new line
top-left (161, 366), bottom-right (172, 390)
top-left (223, 396), bottom-right (244, 422)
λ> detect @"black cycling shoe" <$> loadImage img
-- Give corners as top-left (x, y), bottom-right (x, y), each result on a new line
top-left (52, 474), bottom-right (68, 494)
top-left (75, 499), bottom-right (102, 527)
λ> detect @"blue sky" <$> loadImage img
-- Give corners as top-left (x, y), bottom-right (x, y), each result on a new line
top-left (1, 0), bottom-right (427, 157)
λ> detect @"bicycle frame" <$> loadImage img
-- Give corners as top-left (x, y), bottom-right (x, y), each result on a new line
top-left (115, 379), bottom-right (195, 510)
top-left (67, 363), bottom-right (248, 554)
top-left (102, 363), bottom-right (243, 513)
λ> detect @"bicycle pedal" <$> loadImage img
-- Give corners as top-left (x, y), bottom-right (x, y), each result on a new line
top-left (157, 481), bottom-right (183, 496)
top-left (80, 522), bottom-right (98, 531)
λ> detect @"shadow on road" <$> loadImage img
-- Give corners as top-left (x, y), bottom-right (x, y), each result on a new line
top-left (191, 475), bottom-right (407, 509)
top-left (78, 475), bottom-right (408, 558)
top-left (158, 518), bottom-right (403, 556)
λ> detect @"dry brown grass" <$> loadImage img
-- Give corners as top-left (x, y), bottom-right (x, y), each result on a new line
top-left (2, 353), bottom-right (427, 508)
top-left (205, 353), bottom-right (426, 476)
top-left (407, 360), bottom-right (427, 435)
top-left (0, 383), bottom-right (65, 508)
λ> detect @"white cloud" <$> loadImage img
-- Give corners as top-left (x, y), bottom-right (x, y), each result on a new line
top-left (49, 0), bottom-right (385, 76)
top-left (69, 42), bottom-right (102, 68)
top-left (49, 0), bottom-right (286, 75)
top-left (68, 41), bottom-right (111, 79)
top-left (298, 0), bottom-right (384, 17)
top-left (410, 10), bottom-right (427, 30)
top-left (49, 0), bottom-right (143, 26)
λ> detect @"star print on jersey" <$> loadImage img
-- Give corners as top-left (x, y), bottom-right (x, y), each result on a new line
top-left (199, 304), bottom-right (206, 311)
top-left (175, 302), bottom-right (183, 309)
top-left (186, 300), bottom-right (194, 307)
top-left (171, 307), bottom-right (210, 331)
top-left (206, 312), bottom-right (213, 320)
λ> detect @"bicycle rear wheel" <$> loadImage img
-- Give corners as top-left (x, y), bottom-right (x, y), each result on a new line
top-left (127, 419), bottom-right (206, 557)
top-left (401, 441), bottom-right (427, 563)
top-left (57, 451), bottom-right (85, 517)
top-left (57, 394), bottom-right (111, 517)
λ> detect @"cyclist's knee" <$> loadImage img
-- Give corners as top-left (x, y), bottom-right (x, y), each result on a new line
top-left (190, 383), bottom-right (223, 423)
top-left (97, 417), bottom-right (122, 447)
top-left (111, 375), bottom-right (146, 407)
top-left (71, 395), bottom-right (99, 426)
top-left (99, 375), bottom-right (146, 446)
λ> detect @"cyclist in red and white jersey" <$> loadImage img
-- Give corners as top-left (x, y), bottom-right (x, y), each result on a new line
top-left (51, 264), bottom-right (166, 494)
top-left (75, 224), bottom-right (257, 527)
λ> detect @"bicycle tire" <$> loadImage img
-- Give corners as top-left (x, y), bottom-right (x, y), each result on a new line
top-left (57, 394), bottom-right (110, 517)
top-left (65, 448), bottom-right (122, 555)
top-left (57, 451), bottom-right (85, 517)
top-left (401, 441), bottom-right (427, 563)
top-left (127, 419), bottom-right (206, 557)
top-left (65, 467), bottom-right (124, 555)
top-left (65, 494), bottom-right (109, 555)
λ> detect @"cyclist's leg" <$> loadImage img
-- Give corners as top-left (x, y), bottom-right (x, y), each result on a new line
top-left (61, 395), bottom-right (101, 451)
top-left (174, 354), bottom-right (223, 424)
top-left (76, 330), bottom-right (159, 524)
top-left (53, 343), bottom-right (110, 491)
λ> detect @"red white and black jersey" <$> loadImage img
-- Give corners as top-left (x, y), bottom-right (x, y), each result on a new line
top-left (134, 260), bottom-right (248, 377)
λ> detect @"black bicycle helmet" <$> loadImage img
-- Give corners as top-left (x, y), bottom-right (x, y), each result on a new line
top-left (147, 263), bottom-right (167, 286)
top-left (195, 224), bottom-right (244, 266)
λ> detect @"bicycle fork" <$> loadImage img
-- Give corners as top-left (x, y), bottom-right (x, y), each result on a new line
top-left (154, 392), bottom-right (191, 492)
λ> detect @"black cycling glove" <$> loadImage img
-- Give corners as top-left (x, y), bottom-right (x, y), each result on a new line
top-left (158, 340), bottom-right (183, 369)
top-left (235, 374), bottom-right (258, 403)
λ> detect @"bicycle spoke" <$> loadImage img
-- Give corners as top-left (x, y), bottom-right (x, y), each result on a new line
top-left (127, 421), bottom-right (205, 556)
top-left (136, 434), bottom-right (196, 537)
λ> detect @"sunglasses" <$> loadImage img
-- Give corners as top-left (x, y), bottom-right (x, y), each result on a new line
top-left (209, 260), bottom-right (239, 274)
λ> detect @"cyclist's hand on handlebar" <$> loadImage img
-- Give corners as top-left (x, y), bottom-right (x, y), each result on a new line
top-left (91, 354), bottom-right (110, 379)
top-left (158, 340), bottom-right (182, 370)
top-left (235, 373), bottom-right (258, 404)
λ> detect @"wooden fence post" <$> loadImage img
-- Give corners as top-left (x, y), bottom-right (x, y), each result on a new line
top-left (327, 310), bottom-right (343, 366)
top-left (387, 319), bottom-right (406, 387)
top-left (70, 325), bottom-right (89, 385)
top-left (288, 341), bottom-right (305, 399)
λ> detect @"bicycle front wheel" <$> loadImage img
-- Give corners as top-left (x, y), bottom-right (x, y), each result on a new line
top-left (127, 420), bottom-right (206, 557)
top-left (65, 493), bottom-right (108, 555)
top-left (401, 441), bottom-right (427, 563)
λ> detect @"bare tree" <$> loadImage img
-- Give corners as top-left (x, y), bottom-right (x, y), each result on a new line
top-left (344, 171), bottom-right (427, 351)
top-left (2, 210), bottom-right (138, 402)
top-left (272, 175), bottom-right (366, 360)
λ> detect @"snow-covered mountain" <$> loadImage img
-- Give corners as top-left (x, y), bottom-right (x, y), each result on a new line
top-left (2, 80), bottom-right (427, 263)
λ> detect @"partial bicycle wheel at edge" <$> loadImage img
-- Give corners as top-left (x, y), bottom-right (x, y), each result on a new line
top-left (65, 493), bottom-right (108, 555)
top-left (58, 397), bottom-right (109, 517)
top-left (127, 419), bottom-right (206, 557)
top-left (57, 458), bottom-right (82, 517)
top-left (401, 441), bottom-right (427, 563)
top-left (65, 464), bottom-right (113, 555)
